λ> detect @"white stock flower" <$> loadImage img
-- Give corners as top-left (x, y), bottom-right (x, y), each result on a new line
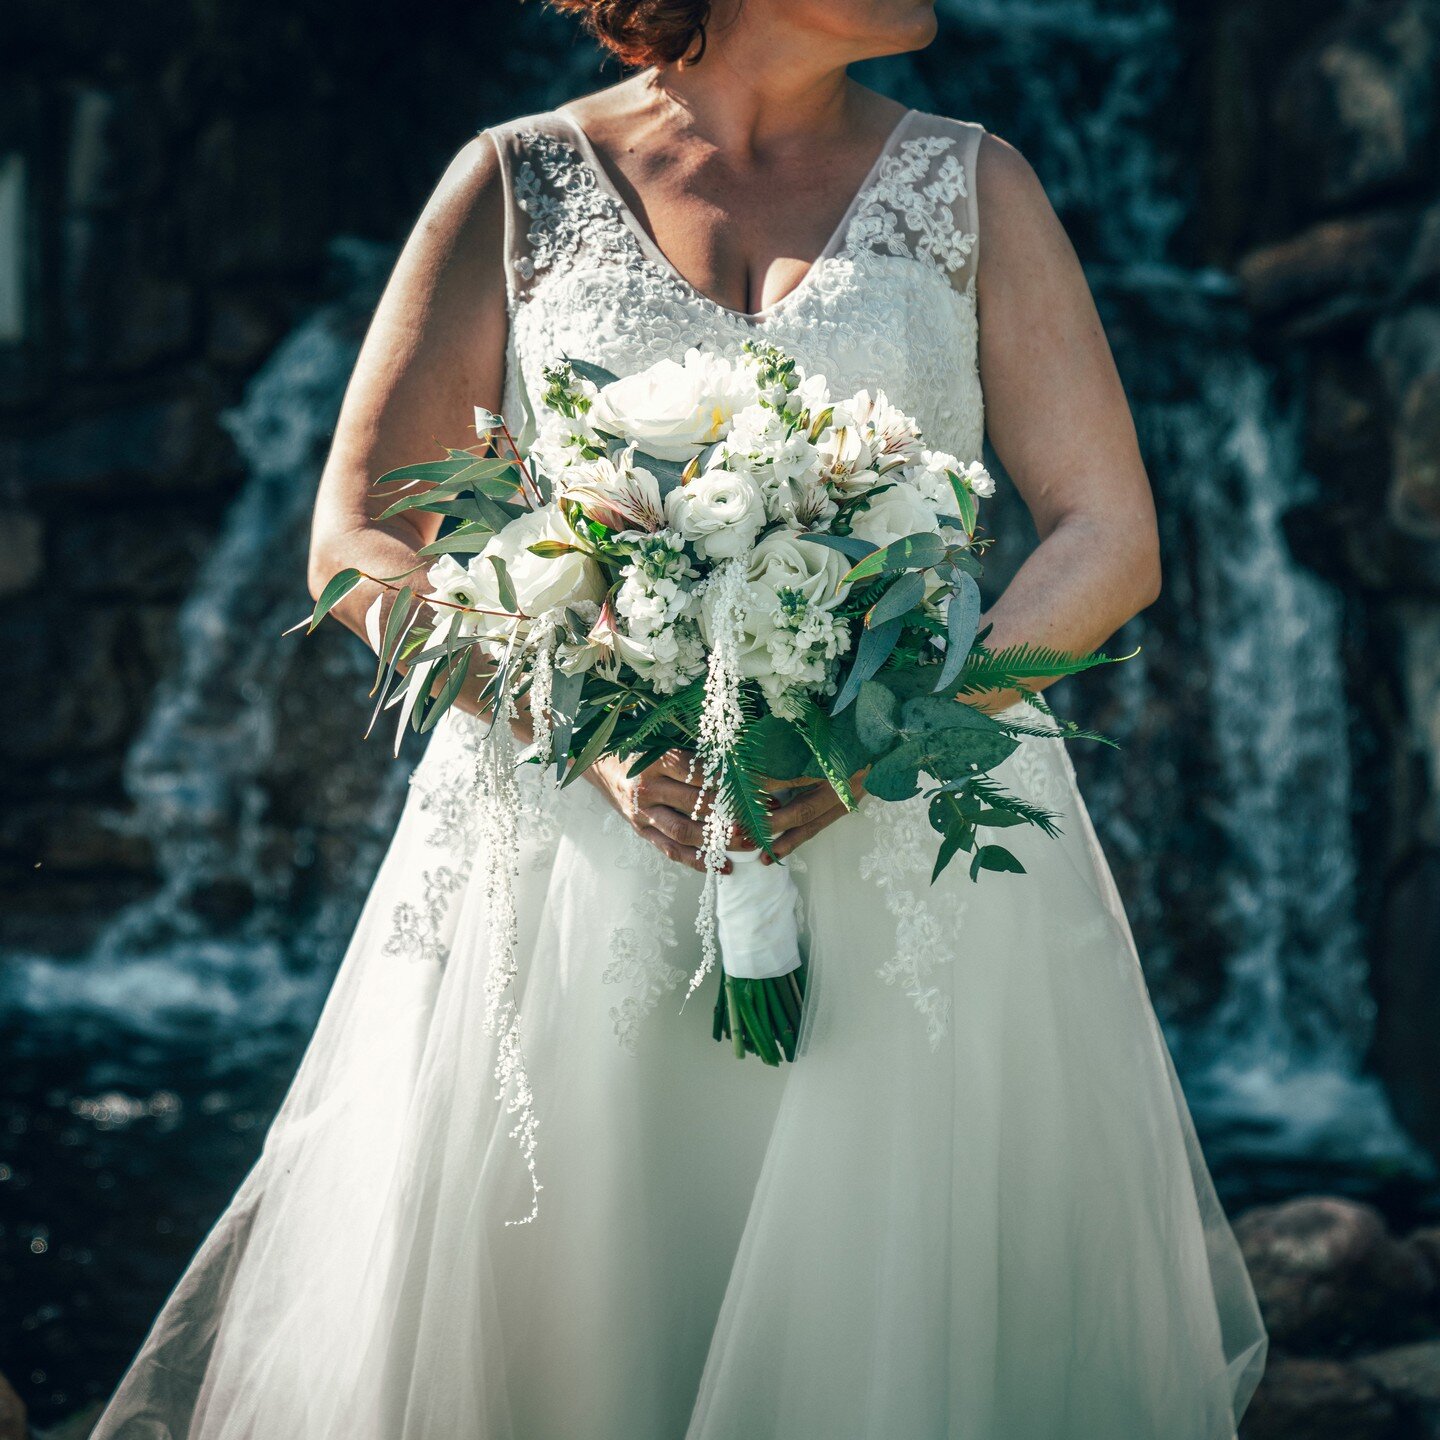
top-left (847, 482), bottom-right (945, 550)
top-left (908, 449), bottom-right (965, 515)
top-left (956, 459), bottom-right (996, 497)
top-left (589, 348), bottom-right (758, 461)
top-left (528, 405), bottom-right (599, 485)
top-left (664, 470), bottom-right (767, 560)
top-left (559, 448), bottom-right (666, 533)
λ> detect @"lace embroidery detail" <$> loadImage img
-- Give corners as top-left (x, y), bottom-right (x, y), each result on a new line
top-left (600, 810), bottom-right (687, 1052)
top-left (846, 136), bottom-right (975, 278)
top-left (860, 795), bottom-right (965, 1046)
top-left (513, 130), bottom-right (635, 285)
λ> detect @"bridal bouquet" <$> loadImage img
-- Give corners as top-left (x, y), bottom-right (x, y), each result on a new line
top-left (306, 342), bottom-right (1117, 1068)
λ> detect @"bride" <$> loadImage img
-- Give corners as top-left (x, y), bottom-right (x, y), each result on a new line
top-left (94, 1), bottom-right (1267, 1436)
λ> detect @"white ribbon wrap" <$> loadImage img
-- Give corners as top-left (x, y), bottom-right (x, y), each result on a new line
top-left (716, 848), bottom-right (803, 980)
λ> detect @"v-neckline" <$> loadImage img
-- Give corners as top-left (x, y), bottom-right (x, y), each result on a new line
top-left (551, 106), bottom-right (915, 323)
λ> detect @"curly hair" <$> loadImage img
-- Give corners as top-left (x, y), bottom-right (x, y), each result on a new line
top-left (550, 0), bottom-right (712, 67)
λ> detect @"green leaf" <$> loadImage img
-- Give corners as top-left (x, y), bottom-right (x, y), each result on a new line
top-left (866, 570), bottom-right (926, 628)
top-left (372, 456), bottom-right (479, 489)
top-left (933, 573), bottom-right (982, 693)
top-left (853, 680), bottom-right (902, 754)
top-left (899, 693), bottom-right (1007, 737)
top-left (969, 844), bottom-right (1026, 881)
top-left (843, 531), bottom-right (949, 584)
top-left (307, 568), bottom-right (362, 632)
top-left (615, 677), bottom-right (705, 755)
top-left (784, 700), bottom-right (857, 809)
top-left (947, 471), bottom-right (978, 535)
top-left (957, 642), bottom-right (1131, 695)
top-left (416, 524), bottom-right (497, 557)
top-left (488, 555), bottom-right (519, 614)
top-left (738, 714), bottom-right (813, 782)
top-left (630, 450), bottom-right (690, 494)
top-left (796, 532), bottom-right (877, 563)
top-left (832, 617), bottom-right (902, 714)
top-left (560, 704), bottom-right (622, 786)
top-left (547, 667), bottom-right (586, 776)
top-left (865, 725), bottom-right (1019, 802)
top-left (377, 587), bottom-right (416, 671)
top-left (564, 357), bottom-right (620, 389)
top-left (419, 648), bottom-right (473, 733)
top-left (722, 757), bottom-right (776, 855)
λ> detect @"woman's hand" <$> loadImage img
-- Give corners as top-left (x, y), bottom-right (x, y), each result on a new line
top-left (584, 749), bottom-right (732, 875)
top-left (763, 771), bottom-right (869, 862)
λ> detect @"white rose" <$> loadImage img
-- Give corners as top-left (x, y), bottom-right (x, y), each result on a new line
top-left (589, 349), bottom-right (757, 461)
top-left (664, 470), bottom-right (767, 559)
top-left (471, 506), bottom-right (607, 624)
top-left (744, 529), bottom-right (850, 614)
top-left (847, 482), bottom-right (945, 550)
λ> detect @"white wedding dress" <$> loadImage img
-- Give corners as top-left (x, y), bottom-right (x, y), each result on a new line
top-left (93, 108), bottom-right (1267, 1440)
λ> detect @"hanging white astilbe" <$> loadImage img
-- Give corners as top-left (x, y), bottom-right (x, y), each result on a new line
top-left (688, 558), bottom-right (749, 998)
top-left (527, 615), bottom-right (558, 764)
top-left (474, 694), bottom-right (542, 1224)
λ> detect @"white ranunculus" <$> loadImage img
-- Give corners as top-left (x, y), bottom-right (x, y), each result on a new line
top-left (470, 506), bottom-right (607, 628)
top-left (847, 482), bottom-right (945, 550)
top-left (559, 448), bottom-right (666, 534)
top-left (589, 349), bottom-right (758, 461)
top-left (664, 470), bottom-right (767, 560)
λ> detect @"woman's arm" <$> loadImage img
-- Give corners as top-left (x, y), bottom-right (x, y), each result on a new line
top-left (972, 133), bottom-right (1161, 677)
top-left (307, 133), bottom-right (510, 643)
top-left (767, 132), bottom-right (1158, 857)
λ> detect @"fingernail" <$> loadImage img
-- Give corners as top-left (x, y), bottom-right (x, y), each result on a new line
top-left (760, 853), bottom-right (773, 865)
top-left (721, 859), bottom-right (733, 875)
top-left (763, 796), bottom-right (780, 811)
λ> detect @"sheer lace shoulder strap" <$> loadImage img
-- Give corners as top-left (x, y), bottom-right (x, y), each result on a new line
top-left (482, 113), bottom-right (633, 309)
top-left (845, 113), bottom-right (985, 296)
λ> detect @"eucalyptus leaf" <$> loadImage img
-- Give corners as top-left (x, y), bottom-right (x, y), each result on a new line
top-left (307, 568), bottom-right (362, 633)
top-left (416, 524), bottom-right (496, 557)
top-left (866, 570), bottom-right (926, 628)
top-left (864, 725), bottom-right (1019, 802)
top-left (796, 532), bottom-right (877, 562)
top-left (631, 450), bottom-right (690, 495)
top-left (489, 555), bottom-right (519, 614)
top-left (564, 357), bottom-right (620, 388)
top-left (970, 844), bottom-right (1026, 881)
top-left (832, 617), bottom-right (902, 714)
top-left (547, 667), bottom-right (585, 777)
top-left (947, 471), bottom-right (978, 535)
top-left (739, 714), bottom-right (813, 782)
top-left (933, 572), bottom-right (982, 692)
top-left (843, 531), bottom-right (949, 584)
top-left (900, 693), bottom-right (1006, 736)
top-left (561, 704), bottom-right (622, 787)
top-left (853, 680), bottom-right (902, 754)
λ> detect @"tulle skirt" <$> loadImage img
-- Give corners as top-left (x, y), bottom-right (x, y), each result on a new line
top-left (92, 709), bottom-right (1266, 1439)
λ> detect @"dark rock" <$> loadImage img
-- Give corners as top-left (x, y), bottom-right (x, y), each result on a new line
top-left (1372, 853), bottom-right (1440, 1159)
top-left (0, 394), bottom-right (229, 500)
top-left (1273, 0), bottom-right (1440, 217)
top-left (1394, 371), bottom-right (1440, 536)
top-left (0, 508), bottom-right (43, 597)
top-left (0, 1369), bottom-right (24, 1440)
top-left (1241, 1355), bottom-right (1400, 1440)
top-left (1237, 210), bottom-right (1417, 326)
top-left (1235, 1197), bottom-right (1436, 1352)
top-left (1357, 1341), bottom-right (1440, 1435)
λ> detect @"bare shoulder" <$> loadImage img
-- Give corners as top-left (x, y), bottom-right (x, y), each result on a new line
top-left (975, 133), bottom-right (1057, 235)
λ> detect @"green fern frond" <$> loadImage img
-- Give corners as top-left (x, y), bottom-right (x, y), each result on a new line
top-left (614, 678), bottom-right (705, 756)
top-left (956, 643), bottom-right (1123, 694)
top-left (966, 775), bottom-right (1063, 837)
top-left (722, 759), bottom-right (775, 854)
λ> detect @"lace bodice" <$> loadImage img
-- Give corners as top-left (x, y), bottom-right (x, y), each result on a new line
top-left (485, 108), bottom-right (986, 461)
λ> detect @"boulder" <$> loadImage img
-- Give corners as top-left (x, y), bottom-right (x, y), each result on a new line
top-left (1235, 1197), bottom-right (1436, 1352)
top-left (1357, 1341), bottom-right (1440, 1432)
top-left (1241, 1356), bottom-right (1399, 1440)
top-left (0, 1369), bottom-right (23, 1440)
top-left (1237, 210), bottom-right (1416, 327)
top-left (1273, 0), bottom-right (1440, 215)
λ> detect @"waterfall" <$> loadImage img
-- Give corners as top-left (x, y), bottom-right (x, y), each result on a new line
top-left (935, 0), bottom-right (1427, 1181)
top-left (0, 239), bottom-right (407, 1069)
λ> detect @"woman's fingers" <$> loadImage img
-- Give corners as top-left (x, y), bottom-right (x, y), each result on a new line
top-left (640, 803), bottom-right (706, 850)
top-left (767, 782), bottom-right (842, 836)
top-left (637, 824), bottom-right (719, 875)
top-left (768, 805), bottom-right (847, 860)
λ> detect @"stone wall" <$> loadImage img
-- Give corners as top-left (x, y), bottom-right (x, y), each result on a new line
top-left (0, 0), bottom-right (593, 953)
top-left (1198, 0), bottom-right (1440, 1159)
